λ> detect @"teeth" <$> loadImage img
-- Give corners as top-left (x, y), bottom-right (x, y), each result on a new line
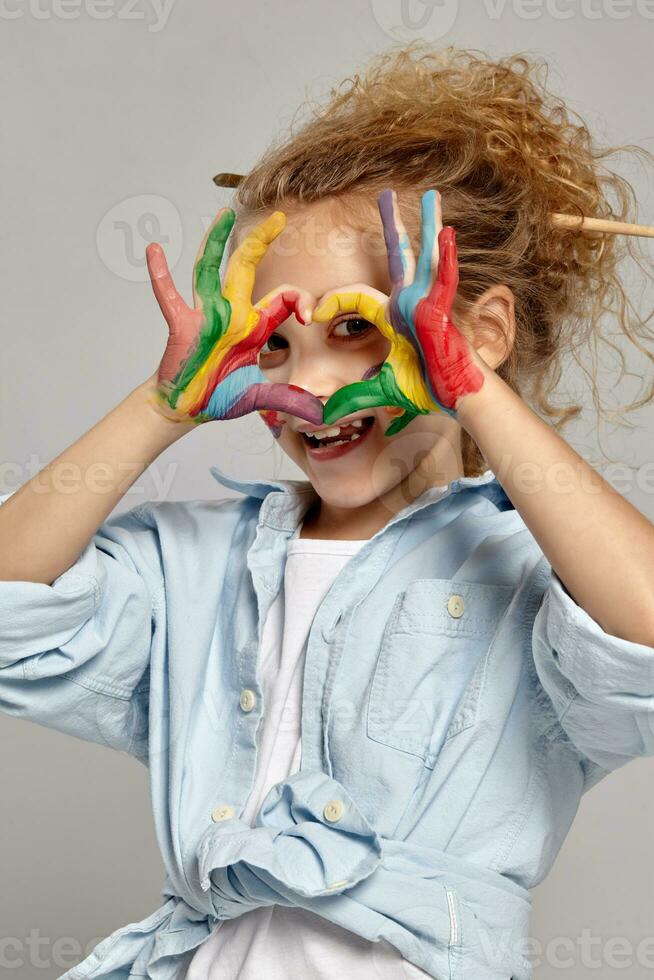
top-left (310, 431), bottom-right (362, 448)
top-left (308, 417), bottom-right (369, 440)
top-left (313, 426), bottom-right (342, 440)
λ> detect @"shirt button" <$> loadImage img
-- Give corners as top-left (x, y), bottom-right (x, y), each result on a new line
top-left (239, 689), bottom-right (256, 712)
top-left (447, 594), bottom-right (465, 618)
top-left (211, 804), bottom-right (235, 822)
top-left (323, 799), bottom-right (345, 822)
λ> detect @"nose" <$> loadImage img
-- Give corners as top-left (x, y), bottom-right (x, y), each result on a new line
top-left (284, 350), bottom-right (345, 406)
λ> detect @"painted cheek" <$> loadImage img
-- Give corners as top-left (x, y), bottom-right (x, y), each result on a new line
top-left (258, 409), bottom-right (285, 438)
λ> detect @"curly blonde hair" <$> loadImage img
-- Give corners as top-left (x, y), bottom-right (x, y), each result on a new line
top-left (226, 43), bottom-right (654, 477)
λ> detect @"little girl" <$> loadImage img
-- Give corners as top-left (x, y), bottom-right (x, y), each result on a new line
top-left (1, 43), bottom-right (654, 980)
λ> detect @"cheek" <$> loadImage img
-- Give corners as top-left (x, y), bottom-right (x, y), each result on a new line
top-left (379, 415), bottom-right (459, 483)
top-left (257, 412), bottom-right (304, 465)
top-left (361, 331), bottom-right (391, 372)
top-left (258, 409), bottom-right (287, 438)
top-left (377, 332), bottom-right (392, 359)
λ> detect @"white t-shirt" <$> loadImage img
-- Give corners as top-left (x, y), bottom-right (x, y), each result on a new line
top-left (182, 527), bottom-right (430, 980)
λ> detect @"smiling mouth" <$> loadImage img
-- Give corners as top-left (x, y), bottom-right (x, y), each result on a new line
top-left (300, 415), bottom-right (376, 455)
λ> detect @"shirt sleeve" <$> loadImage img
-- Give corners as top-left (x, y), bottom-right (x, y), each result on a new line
top-left (531, 564), bottom-right (654, 774)
top-left (0, 489), bottom-right (164, 761)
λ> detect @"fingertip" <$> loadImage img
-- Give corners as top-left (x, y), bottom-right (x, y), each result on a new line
top-left (146, 242), bottom-right (167, 279)
top-left (291, 291), bottom-right (312, 325)
top-left (311, 299), bottom-right (331, 323)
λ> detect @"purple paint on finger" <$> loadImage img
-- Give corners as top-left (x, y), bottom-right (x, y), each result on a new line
top-left (379, 189), bottom-right (405, 287)
top-left (225, 384), bottom-right (324, 434)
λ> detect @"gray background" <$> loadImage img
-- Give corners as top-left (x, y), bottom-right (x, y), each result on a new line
top-left (1, 1), bottom-right (654, 977)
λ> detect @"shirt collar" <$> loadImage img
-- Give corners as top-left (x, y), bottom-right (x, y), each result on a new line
top-left (209, 464), bottom-right (315, 500)
top-left (208, 463), bottom-right (513, 531)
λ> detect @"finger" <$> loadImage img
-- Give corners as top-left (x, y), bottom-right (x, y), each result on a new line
top-left (322, 376), bottom-right (389, 426)
top-left (193, 208), bottom-right (236, 309)
top-left (428, 226), bottom-right (459, 312)
top-left (255, 284), bottom-right (316, 329)
top-left (414, 189), bottom-right (442, 294)
top-left (321, 361), bottom-right (415, 425)
top-left (222, 210), bottom-right (287, 308)
top-left (222, 381), bottom-right (325, 425)
top-left (378, 189), bottom-right (416, 288)
top-left (313, 290), bottom-right (389, 335)
top-left (146, 243), bottom-right (188, 324)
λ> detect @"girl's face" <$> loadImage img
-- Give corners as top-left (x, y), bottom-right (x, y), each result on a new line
top-left (243, 199), bottom-right (464, 512)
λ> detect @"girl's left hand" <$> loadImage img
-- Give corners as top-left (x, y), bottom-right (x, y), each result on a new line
top-left (317, 188), bottom-right (487, 434)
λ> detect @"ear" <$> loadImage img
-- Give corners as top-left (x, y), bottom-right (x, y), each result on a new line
top-left (459, 285), bottom-right (516, 371)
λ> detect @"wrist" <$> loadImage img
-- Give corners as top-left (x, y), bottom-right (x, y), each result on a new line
top-left (129, 375), bottom-right (200, 447)
top-left (453, 354), bottom-right (505, 433)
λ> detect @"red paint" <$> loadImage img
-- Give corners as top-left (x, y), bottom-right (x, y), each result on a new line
top-left (414, 227), bottom-right (485, 411)
top-left (194, 291), bottom-right (307, 414)
top-left (259, 409), bottom-right (285, 431)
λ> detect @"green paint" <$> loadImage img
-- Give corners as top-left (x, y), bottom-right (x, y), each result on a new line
top-left (169, 210), bottom-right (236, 410)
top-left (322, 362), bottom-right (425, 436)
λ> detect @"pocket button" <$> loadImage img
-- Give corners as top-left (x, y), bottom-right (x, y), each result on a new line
top-left (323, 799), bottom-right (345, 822)
top-left (447, 594), bottom-right (465, 618)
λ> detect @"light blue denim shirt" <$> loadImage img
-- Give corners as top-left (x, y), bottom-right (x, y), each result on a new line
top-left (1, 465), bottom-right (653, 980)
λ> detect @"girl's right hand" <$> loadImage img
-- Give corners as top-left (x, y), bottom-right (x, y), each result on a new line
top-left (144, 207), bottom-right (325, 428)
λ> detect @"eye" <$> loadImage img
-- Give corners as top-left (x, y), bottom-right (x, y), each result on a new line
top-left (259, 317), bottom-right (375, 361)
top-left (260, 333), bottom-right (289, 355)
top-left (331, 317), bottom-right (375, 340)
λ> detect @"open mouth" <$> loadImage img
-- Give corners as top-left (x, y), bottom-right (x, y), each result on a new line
top-left (300, 415), bottom-right (376, 461)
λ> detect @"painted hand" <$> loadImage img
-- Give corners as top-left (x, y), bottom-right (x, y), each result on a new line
top-left (145, 208), bottom-right (324, 430)
top-left (318, 189), bottom-right (485, 435)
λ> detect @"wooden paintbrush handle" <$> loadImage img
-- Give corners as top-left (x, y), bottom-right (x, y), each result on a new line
top-left (551, 212), bottom-right (654, 239)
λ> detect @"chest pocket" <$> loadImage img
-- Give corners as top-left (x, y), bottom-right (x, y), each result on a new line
top-left (366, 578), bottom-right (514, 766)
